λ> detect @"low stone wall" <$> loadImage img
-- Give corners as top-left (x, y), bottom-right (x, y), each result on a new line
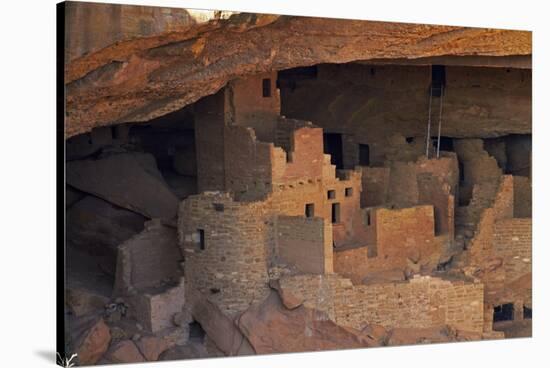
top-left (127, 277), bottom-right (186, 334)
top-left (114, 220), bottom-right (182, 294)
top-left (279, 274), bottom-right (484, 333)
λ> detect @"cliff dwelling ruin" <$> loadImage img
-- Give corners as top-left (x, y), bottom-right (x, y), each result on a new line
top-left (61, 2), bottom-right (532, 365)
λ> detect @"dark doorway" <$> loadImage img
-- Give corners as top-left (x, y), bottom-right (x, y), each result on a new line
top-left (493, 303), bottom-right (514, 322)
top-left (331, 203), bottom-right (341, 224)
top-left (323, 133), bottom-right (344, 169)
top-left (435, 136), bottom-right (454, 152)
top-left (358, 143), bottom-right (370, 166)
top-left (431, 65), bottom-right (446, 97)
top-left (305, 203), bottom-right (315, 218)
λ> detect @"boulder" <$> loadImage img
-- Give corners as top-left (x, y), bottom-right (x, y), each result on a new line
top-left (136, 336), bottom-right (172, 361)
top-left (67, 195), bottom-right (145, 275)
top-left (109, 326), bottom-right (128, 340)
top-left (173, 311), bottom-right (189, 327)
top-left (66, 185), bottom-right (84, 208)
top-left (237, 291), bottom-right (378, 354)
top-left (66, 152), bottom-right (179, 219)
top-left (360, 324), bottom-right (388, 345)
top-left (104, 340), bottom-right (146, 364)
top-left (269, 279), bottom-right (303, 310)
top-left (159, 343), bottom-right (210, 361)
top-left (386, 326), bottom-right (451, 346)
top-left (188, 288), bottom-right (253, 356)
top-left (66, 287), bottom-right (109, 317)
top-left (72, 317), bottom-right (111, 365)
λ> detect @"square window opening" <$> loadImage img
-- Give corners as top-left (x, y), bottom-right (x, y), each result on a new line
top-left (345, 187), bottom-right (353, 197)
top-left (327, 190), bottom-right (336, 200)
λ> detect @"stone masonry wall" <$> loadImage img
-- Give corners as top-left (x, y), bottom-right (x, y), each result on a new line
top-left (114, 220), bottom-right (182, 294)
top-left (454, 139), bottom-right (502, 205)
top-left (280, 64), bottom-right (531, 167)
top-left (467, 175), bottom-right (514, 265)
top-left (461, 175), bottom-right (531, 319)
top-left (333, 246), bottom-right (370, 284)
top-left (276, 216), bottom-right (333, 274)
top-left (194, 90), bottom-right (227, 192)
top-left (275, 117), bottom-right (316, 154)
top-left (387, 161), bottom-right (419, 207)
top-left (227, 72), bottom-right (280, 142)
top-left (361, 154), bottom-right (458, 238)
top-left (494, 219), bottom-right (532, 283)
top-left (178, 192), bottom-right (271, 315)
top-left (375, 205), bottom-right (436, 265)
top-left (360, 167), bottom-right (390, 207)
top-left (127, 277), bottom-right (186, 333)
top-left (180, 111), bottom-right (368, 316)
top-left (272, 126), bottom-right (325, 184)
top-left (333, 205), bottom-right (442, 281)
top-left (279, 274), bottom-right (484, 333)
top-left (513, 176), bottom-right (532, 218)
top-left (416, 154), bottom-right (459, 237)
top-left (223, 125), bottom-right (274, 201)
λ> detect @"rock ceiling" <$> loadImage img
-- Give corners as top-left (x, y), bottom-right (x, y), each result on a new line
top-left (63, 2), bottom-right (531, 137)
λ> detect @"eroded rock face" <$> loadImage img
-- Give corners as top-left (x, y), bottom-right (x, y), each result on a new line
top-left (385, 326), bottom-right (484, 346)
top-left (237, 291), bottom-right (379, 354)
top-left (187, 288), bottom-right (253, 356)
top-left (66, 287), bottom-right (109, 317)
top-left (72, 317), bottom-right (111, 365)
top-left (66, 152), bottom-right (179, 219)
top-left (136, 336), bottom-right (172, 361)
top-left (104, 340), bottom-right (146, 364)
top-left (63, 2), bottom-right (531, 137)
top-left (67, 195), bottom-right (145, 275)
top-left (279, 64), bottom-right (531, 140)
top-left (159, 343), bottom-right (211, 361)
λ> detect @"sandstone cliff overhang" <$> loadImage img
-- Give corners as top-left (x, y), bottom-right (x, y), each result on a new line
top-left (63, 2), bottom-right (532, 137)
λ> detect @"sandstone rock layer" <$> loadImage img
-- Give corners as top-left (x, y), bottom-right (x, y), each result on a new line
top-left (63, 2), bottom-right (531, 137)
